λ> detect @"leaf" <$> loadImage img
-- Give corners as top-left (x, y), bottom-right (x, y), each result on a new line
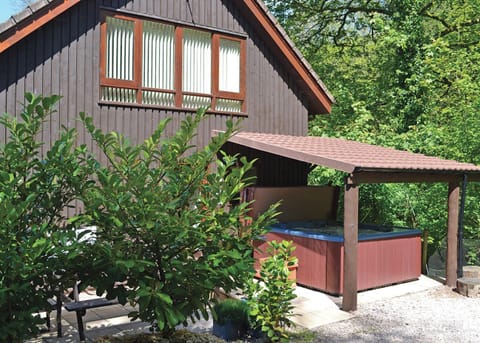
top-left (25, 92), bottom-right (34, 103)
top-left (156, 292), bottom-right (173, 305)
top-left (32, 238), bottom-right (47, 249)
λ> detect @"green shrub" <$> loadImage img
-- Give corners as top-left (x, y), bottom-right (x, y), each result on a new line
top-left (246, 240), bottom-right (298, 343)
top-left (78, 108), bottom-right (279, 335)
top-left (212, 299), bottom-right (250, 327)
top-left (0, 94), bottom-right (93, 342)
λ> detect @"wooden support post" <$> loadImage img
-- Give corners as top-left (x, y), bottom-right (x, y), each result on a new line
top-left (343, 179), bottom-right (359, 311)
top-left (421, 230), bottom-right (429, 275)
top-left (446, 182), bottom-right (460, 287)
top-left (56, 292), bottom-right (62, 338)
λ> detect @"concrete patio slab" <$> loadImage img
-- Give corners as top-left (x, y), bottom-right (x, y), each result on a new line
top-left (357, 275), bottom-right (442, 305)
top-left (291, 308), bottom-right (352, 329)
top-left (290, 285), bottom-right (352, 329)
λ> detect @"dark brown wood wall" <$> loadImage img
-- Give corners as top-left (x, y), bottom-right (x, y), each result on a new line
top-left (0, 0), bottom-right (309, 169)
top-left (222, 143), bottom-right (310, 187)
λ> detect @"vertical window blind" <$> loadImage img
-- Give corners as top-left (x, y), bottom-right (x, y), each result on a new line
top-left (142, 21), bottom-right (175, 106)
top-left (182, 29), bottom-right (212, 109)
top-left (106, 17), bottom-right (135, 81)
top-left (219, 39), bottom-right (241, 93)
top-left (142, 21), bottom-right (175, 90)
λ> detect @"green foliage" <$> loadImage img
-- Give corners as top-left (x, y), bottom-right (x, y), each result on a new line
top-left (78, 108), bottom-right (278, 334)
top-left (267, 0), bottom-right (480, 261)
top-left (246, 240), bottom-right (297, 343)
top-left (212, 299), bottom-right (250, 329)
top-left (0, 94), bottom-right (93, 342)
top-left (94, 330), bottom-right (226, 343)
top-left (95, 329), bottom-right (317, 343)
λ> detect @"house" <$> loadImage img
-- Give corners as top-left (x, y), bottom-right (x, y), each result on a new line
top-left (2, 0), bottom-right (480, 312)
top-left (0, 0), bottom-right (333, 186)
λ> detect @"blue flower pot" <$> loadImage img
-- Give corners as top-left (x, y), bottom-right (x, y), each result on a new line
top-left (212, 321), bottom-right (245, 341)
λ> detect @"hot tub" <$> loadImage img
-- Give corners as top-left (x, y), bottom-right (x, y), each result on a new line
top-left (254, 220), bottom-right (422, 295)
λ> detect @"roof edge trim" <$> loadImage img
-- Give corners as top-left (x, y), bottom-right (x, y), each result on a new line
top-left (0, 0), bottom-right (81, 54)
top-left (350, 171), bottom-right (476, 184)
top-left (242, 0), bottom-right (334, 113)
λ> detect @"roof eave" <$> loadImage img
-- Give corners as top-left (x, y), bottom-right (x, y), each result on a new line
top-left (351, 169), bottom-right (480, 184)
top-left (226, 131), bottom-right (355, 173)
top-left (0, 0), bottom-right (81, 54)
top-left (226, 132), bottom-right (480, 184)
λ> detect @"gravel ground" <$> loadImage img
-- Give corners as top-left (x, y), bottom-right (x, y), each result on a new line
top-left (313, 286), bottom-right (480, 343)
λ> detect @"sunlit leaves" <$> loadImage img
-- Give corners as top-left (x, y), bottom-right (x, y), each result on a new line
top-left (0, 94), bottom-right (93, 341)
top-left (79, 108), bottom-right (278, 334)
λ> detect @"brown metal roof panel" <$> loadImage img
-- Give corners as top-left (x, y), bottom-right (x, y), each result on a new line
top-left (0, 17), bottom-right (15, 33)
top-left (228, 132), bottom-right (480, 174)
top-left (227, 133), bottom-right (355, 172)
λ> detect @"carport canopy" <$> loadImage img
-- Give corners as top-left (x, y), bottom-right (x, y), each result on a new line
top-left (227, 132), bottom-right (480, 311)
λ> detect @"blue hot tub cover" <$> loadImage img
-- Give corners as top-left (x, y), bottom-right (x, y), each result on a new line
top-left (269, 220), bottom-right (422, 242)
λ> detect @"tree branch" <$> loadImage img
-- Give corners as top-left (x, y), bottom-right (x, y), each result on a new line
top-left (423, 12), bottom-right (450, 30)
top-left (438, 18), bottom-right (480, 38)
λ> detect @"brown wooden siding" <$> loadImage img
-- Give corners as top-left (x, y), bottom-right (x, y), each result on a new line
top-left (0, 0), bottom-right (309, 158)
top-left (222, 143), bottom-right (310, 187)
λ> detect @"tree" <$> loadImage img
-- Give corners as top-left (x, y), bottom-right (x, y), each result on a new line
top-left (266, 0), bottom-right (480, 261)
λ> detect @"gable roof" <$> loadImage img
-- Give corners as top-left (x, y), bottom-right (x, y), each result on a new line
top-left (0, 0), bottom-right (333, 115)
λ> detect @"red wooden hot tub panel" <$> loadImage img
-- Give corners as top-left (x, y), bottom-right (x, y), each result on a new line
top-left (356, 236), bottom-right (421, 292)
top-left (325, 242), bottom-right (343, 294)
top-left (254, 232), bottom-right (328, 290)
top-left (291, 235), bottom-right (327, 290)
top-left (255, 232), bottom-right (421, 295)
top-left (325, 236), bottom-right (421, 294)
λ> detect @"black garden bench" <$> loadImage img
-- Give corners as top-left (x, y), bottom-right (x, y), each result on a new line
top-left (45, 281), bottom-right (121, 341)
top-left (64, 297), bottom-right (119, 341)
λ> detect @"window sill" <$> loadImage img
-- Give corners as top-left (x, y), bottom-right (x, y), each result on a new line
top-left (98, 101), bottom-right (248, 117)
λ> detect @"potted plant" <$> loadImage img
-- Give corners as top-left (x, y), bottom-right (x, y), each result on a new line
top-left (246, 240), bottom-right (298, 342)
top-left (212, 299), bottom-right (250, 341)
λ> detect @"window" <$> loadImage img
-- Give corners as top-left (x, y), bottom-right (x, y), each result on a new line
top-left (100, 13), bottom-right (246, 113)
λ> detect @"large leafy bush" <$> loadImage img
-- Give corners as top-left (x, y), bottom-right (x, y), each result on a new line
top-left (78, 109), bottom-right (278, 334)
top-left (0, 94), bottom-right (93, 342)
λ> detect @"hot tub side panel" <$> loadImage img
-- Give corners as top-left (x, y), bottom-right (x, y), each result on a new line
top-left (292, 235), bottom-right (327, 290)
top-left (253, 232), bottom-right (328, 290)
top-left (255, 231), bottom-right (421, 295)
top-left (357, 236), bottom-right (422, 290)
top-left (326, 241), bottom-right (343, 294)
top-left (326, 236), bottom-right (422, 294)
